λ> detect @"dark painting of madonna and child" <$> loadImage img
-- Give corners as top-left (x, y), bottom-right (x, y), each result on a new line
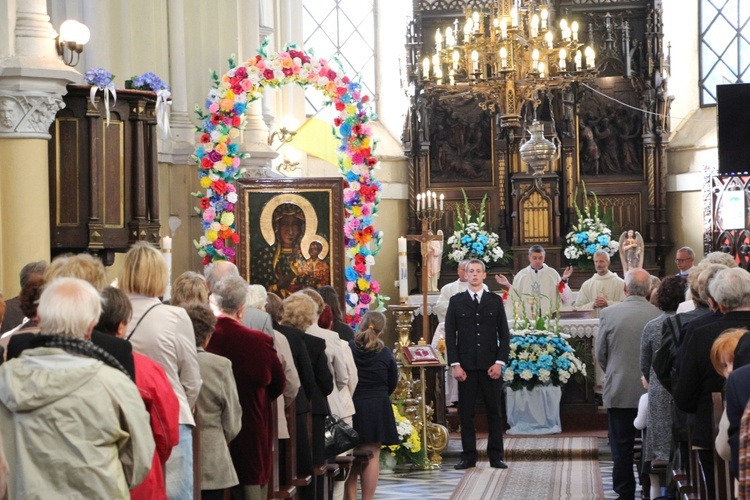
top-left (235, 177), bottom-right (344, 299)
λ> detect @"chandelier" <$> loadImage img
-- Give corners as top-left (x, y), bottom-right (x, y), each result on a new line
top-left (419, 1), bottom-right (598, 173)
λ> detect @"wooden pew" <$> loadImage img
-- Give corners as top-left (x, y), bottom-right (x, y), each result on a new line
top-left (712, 392), bottom-right (734, 500)
top-left (271, 400), bottom-right (297, 499)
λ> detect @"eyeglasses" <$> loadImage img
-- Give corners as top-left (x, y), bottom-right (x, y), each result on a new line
top-left (675, 258), bottom-right (692, 263)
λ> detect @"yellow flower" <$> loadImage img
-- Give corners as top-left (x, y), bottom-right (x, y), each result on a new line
top-left (225, 89), bottom-right (235, 100)
top-left (356, 278), bottom-right (369, 290)
top-left (206, 230), bottom-right (218, 242)
top-left (220, 212), bottom-right (235, 227)
top-left (345, 104), bottom-right (356, 115)
top-left (352, 206), bottom-right (362, 217)
top-left (200, 177), bottom-right (212, 188)
top-left (229, 128), bottom-right (240, 138)
top-left (222, 156), bottom-right (233, 166)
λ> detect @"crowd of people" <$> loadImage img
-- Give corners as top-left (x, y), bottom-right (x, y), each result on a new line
top-left (0, 243), bottom-right (399, 500)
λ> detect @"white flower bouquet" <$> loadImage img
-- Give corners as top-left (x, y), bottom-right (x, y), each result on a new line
top-left (446, 190), bottom-right (504, 265)
top-left (563, 182), bottom-right (619, 261)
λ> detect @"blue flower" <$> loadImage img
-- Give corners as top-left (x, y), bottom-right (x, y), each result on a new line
top-left (339, 122), bottom-right (352, 137)
top-left (85, 68), bottom-right (114, 88)
top-left (228, 143), bottom-right (239, 154)
top-left (346, 171), bottom-right (359, 182)
top-left (597, 234), bottom-right (610, 245)
top-left (585, 243), bottom-right (598, 254)
top-left (576, 232), bottom-right (588, 244)
top-left (233, 102), bottom-right (246, 114)
top-left (344, 267), bottom-right (358, 281)
top-left (461, 235), bottom-right (473, 245)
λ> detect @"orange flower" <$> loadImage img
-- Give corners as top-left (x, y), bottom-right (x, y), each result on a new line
top-left (281, 57), bottom-right (293, 69)
top-left (215, 142), bottom-right (228, 155)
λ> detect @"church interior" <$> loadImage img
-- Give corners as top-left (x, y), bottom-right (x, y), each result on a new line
top-left (1, 0), bottom-right (750, 498)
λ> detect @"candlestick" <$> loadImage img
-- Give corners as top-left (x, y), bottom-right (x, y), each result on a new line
top-left (439, 193), bottom-right (444, 211)
top-left (426, 190), bottom-right (432, 208)
top-left (416, 193), bottom-right (421, 212)
top-left (432, 192), bottom-right (437, 208)
top-left (162, 236), bottom-right (172, 250)
top-left (398, 237), bottom-right (408, 304)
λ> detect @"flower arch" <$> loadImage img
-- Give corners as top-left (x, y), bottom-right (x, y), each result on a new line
top-left (191, 42), bottom-right (383, 327)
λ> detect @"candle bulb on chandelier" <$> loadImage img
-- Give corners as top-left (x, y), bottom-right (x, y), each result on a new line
top-left (531, 48), bottom-right (540, 70)
top-left (575, 50), bottom-right (582, 70)
top-left (571, 21), bottom-right (579, 41)
top-left (471, 50), bottom-right (479, 73)
top-left (472, 11), bottom-right (480, 33)
top-left (538, 61), bottom-right (546, 78)
top-left (531, 14), bottom-right (539, 38)
top-left (422, 57), bottom-right (430, 79)
top-left (435, 28), bottom-right (443, 52)
top-left (452, 50), bottom-right (460, 70)
top-left (510, 7), bottom-right (518, 27)
top-left (446, 27), bottom-right (454, 48)
top-left (560, 19), bottom-right (569, 41)
top-left (499, 46), bottom-right (508, 68)
top-left (585, 46), bottom-right (596, 69)
top-left (540, 8), bottom-right (548, 30)
top-left (499, 17), bottom-right (507, 39)
top-left (558, 48), bottom-right (567, 72)
top-left (439, 193), bottom-right (444, 211)
top-left (545, 31), bottom-right (554, 49)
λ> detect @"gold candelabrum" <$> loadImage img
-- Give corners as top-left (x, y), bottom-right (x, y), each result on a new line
top-left (421, 0), bottom-right (597, 130)
top-left (387, 304), bottom-right (449, 469)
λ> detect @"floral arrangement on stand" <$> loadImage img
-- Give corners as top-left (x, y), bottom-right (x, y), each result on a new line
top-left (191, 40), bottom-right (384, 328)
top-left (503, 293), bottom-right (587, 391)
top-left (84, 68), bottom-right (116, 125)
top-left (381, 404), bottom-right (426, 468)
top-left (130, 72), bottom-right (171, 138)
top-left (563, 181), bottom-right (619, 263)
top-left (446, 190), bottom-right (506, 266)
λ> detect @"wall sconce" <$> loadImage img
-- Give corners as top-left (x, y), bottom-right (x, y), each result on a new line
top-left (56, 20), bottom-right (90, 67)
top-left (277, 148), bottom-right (301, 173)
top-left (267, 117), bottom-right (300, 146)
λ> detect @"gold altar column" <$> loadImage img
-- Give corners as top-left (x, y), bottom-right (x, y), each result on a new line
top-left (0, 139), bottom-right (51, 296)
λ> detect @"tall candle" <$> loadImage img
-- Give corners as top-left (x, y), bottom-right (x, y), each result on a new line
top-left (162, 236), bottom-right (172, 302)
top-left (398, 237), bottom-right (408, 304)
top-left (426, 190), bottom-right (432, 208)
top-left (439, 193), bottom-right (444, 210)
top-left (416, 193), bottom-right (422, 212)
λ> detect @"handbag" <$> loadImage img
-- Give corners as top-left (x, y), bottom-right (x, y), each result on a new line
top-left (324, 400), bottom-right (360, 458)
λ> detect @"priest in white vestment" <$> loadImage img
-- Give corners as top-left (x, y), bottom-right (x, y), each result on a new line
top-left (574, 250), bottom-right (626, 317)
top-left (495, 245), bottom-right (572, 319)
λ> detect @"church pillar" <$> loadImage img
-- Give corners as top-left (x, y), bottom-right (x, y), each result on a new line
top-left (159, 0), bottom-right (195, 164)
top-left (237, 0), bottom-right (278, 176)
top-left (0, 0), bottom-right (78, 295)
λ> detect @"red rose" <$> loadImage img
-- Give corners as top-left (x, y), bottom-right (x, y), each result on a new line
top-left (232, 115), bottom-right (241, 127)
top-left (231, 233), bottom-right (240, 244)
top-left (199, 197), bottom-right (210, 209)
top-left (200, 133), bottom-right (211, 143)
top-left (282, 67), bottom-right (293, 76)
top-left (264, 68), bottom-right (275, 80)
top-left (352, 124), bottom-right (362, 135)
top-left (363, 226), bottom-right (374, 236)
top-left (232, 84), bottom-right (243, 95)
top-left (335, 101), bottom-right (346, 111)
top-left (362, 95), bottom-right (369, 103)
top-left (336, 86), bottom-right (347, 96)
top-left (354, 263), bottom-right (366, 275)
top-left (354, 254), bottom-right (366, 265)
top-left (343, 76), bottom-right (350, 84)
top-left (212, 180), bottom-right (228, 194)
top-left (366, 157), bottom-right (378, 166)
top-left (210, 114), bottom-right (221, 124)
top-left (327, 69), bottom-right (336, 80)
top-left (202, 254), bottom-right (211, 266)
top-left (236, 67), bottom-right (247, 79)
top-left (334, 117), bottom-right (342, 127)
top-left (201, 157), bottom-right (212, 170)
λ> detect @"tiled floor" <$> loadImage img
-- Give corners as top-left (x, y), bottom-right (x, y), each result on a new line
top-left (367, 435), bottom-right (645, 499)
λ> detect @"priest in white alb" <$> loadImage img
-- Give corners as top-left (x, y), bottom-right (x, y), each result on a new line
top-left (495, 245), bottom-right (573, 319)
top-left (574, 250), bottom-right (626, 317)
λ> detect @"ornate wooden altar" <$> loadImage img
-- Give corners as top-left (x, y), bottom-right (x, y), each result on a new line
top-left (403, 0), bottom-right (673, 281)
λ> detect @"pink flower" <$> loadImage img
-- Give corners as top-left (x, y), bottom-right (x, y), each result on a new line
top-left (351, 152), bottom-right (364, 164)
top-left (225, 183), bottom-right (236, 193)
top-left (370, 280), bottom-right (380, 294)
top-left (202, 208), bottom-right (215, 222)
top-left (346, 281), bottom-right (355, 291)
top-left (213, 239), bottom-right (224, 249)
top-left (361, 205), bottom-right (372, 216)
top-left (240, 79), bottom-right (253, 91)
top-left (225, 203), bottom-right (234, 212)
top-left (232, 157), bottom-right (241, 167)
top-left (359, 293), bottom-right (372, 305)
top-left (209, 103), bottom-right (219, 113)
top-left (224, 247), bottom-right (236, 259)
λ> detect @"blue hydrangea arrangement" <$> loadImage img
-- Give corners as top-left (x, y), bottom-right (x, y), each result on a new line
top-left (563, 181), bottom-right (619, 261)
top-left (131, 72), bottom-right (170, 92)
top-left (84, 68), bottom-right (114, 88)
top-left (446, 190), bottom-right (504, 265)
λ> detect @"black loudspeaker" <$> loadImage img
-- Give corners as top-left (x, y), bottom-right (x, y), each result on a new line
top-left (717, 83), bottom-right (750, 175)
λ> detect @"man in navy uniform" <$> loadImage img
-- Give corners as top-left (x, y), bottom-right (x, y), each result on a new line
top-left (445, 259), bottom-right (510, 470)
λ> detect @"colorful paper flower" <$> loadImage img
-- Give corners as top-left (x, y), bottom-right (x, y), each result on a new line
top-left (192, 41), bottom-right (382, 328)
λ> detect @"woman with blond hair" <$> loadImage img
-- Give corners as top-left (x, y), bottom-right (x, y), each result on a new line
top-left (345, 311), bottom-right (398, 500)
top-left (170, 271), bottom-right (209, 307)
top-left (119, 241), bottom-right (202, 499)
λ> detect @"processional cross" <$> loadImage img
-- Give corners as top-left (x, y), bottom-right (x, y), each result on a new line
top-left (406, 191), bottom-right (445, 344)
